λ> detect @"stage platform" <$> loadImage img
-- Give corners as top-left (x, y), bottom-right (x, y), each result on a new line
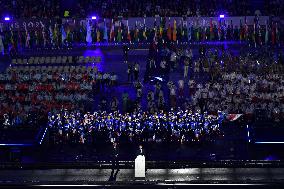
top-left (1, 159), bottom-right (284, 170)
top-left (0, 168), bottom-right (284, 186)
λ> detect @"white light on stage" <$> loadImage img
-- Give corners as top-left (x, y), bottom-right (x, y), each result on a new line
top-left (154, 77), bottom-right (163, 81)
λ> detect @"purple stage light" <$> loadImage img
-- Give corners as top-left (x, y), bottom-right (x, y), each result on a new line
top-left (4, 17), bottom-right (10, 21)
top-left (219, 15), bottom-right (225, 18)
top-left (91, 16), bottom-right (97, 20)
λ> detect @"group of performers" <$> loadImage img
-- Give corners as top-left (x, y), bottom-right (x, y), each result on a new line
top-left (47, 108), bottom-right (225, 145)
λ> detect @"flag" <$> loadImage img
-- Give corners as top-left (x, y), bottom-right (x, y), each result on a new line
top-left (239, 19), bottom-right (243, 41)
top-left (244, 17), bottom-right (248, 40)
top-left (159, 25), bottom-right (163, 37)
top-left (265, 20), bottom-right (269, 45)
top-left (181, 23), bottom-right (184, 37)
top-left (183, 21), bottom-right (188, 41)
top-left (53, 24), bottom-right (58, 45)
top-left (218, 20), bottom-right (222, 40)
top-left (173, 19), bottom-right (177, 41)
top-left (86, 21), bottom-right (92, 44)
top-left (257, 23), bottom-right (262, 45)
top-left (167, 24), bottom-right (172, 41)
top-left (117, 23), bottom-right (122, 42)
top-left (61, 25), bottom-right (66, 43)
top-left (230, 20), bottom-right (234, 39)
top-left (0, 27), bottom-right (4, 54)
top-left (196, 27), bottom-right (200, 41)
top-left (109, 19), bottom-right (114, 42)
top-left (178, 20), bottom-right (183, 40)
top-left (103, 20), bottom-right (108, 41)
top-left (276, 22), bottom-right (280, 44)
top-left (226, 114), bottom-right (243, 121)
top-left (9, 27), bottom-right (15, 47)
top-left (223, 20), bottom-right (227, 40)
top-left (17, 29), bottom-right (22, 49)
top-left (25, 26), bottom-right (30, 48)
top-left (271, 22), bottom-right (276, 45)
top-left (253, 19), bottom-right (256, 44)
top-left (202, 27), bottom-right (207, 41)
top-left (127, 26), bottom-right (131, 42)
top-left (159, 19), bottom-right (163, 38)
top-left (96, 28), bottom-right (100, 42)
top-left (188, 23), bottom-right (192, 41)
top-left (143, 24), bottom-right (147, 41)
top-left (210, 18), bottom-right (214, 40)
top-left (134, 22), bottom-right (139, 42)
top-left (35, 30), bottom-right (39, 46)
top-left (66, 25), bottom-right (71, 42)
top-left (48, 24), bottom-right (53, 45)
top-left (42, 27), bottom-right (47, 47)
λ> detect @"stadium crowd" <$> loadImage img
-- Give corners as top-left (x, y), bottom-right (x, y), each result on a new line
top-left (0, 65), bottom-right (120, 128)
top-left (2, 0), bottom-right (283, 19)
top-left (47, 44), bottom-right (284, 144)
top-left (142, 44), bottom-right (283, 121)
top-left (1, 41), bottom-right (283, 129)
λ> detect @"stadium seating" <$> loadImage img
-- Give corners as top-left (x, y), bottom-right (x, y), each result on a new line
top-left (10, 56), bottom-right (102, 65)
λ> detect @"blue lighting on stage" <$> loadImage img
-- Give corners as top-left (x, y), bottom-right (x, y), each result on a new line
top-left (264, 155), bottom-right (279, 160)
top-left (0, 143), bottom-right (33, 146)
top-left (83, 49), bottom-right (104, 71)
top-left (39, 127), bottom-right (48, 145)
top-left (4, 16), bottom-right (10, 21)
top-left (219, 15), bottom-right (225, 18)
top-left (91, 16), bottom-right (97, 20)
top-left (255, 142), bottom-right (284, 144)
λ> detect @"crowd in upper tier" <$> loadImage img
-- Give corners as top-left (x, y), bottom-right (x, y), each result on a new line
top-left (0, 65), bottom-right (119, 128)
top-left (1, 15), bottom-right (282, 56)
top-left (0, 0), bottom-right (283, 19)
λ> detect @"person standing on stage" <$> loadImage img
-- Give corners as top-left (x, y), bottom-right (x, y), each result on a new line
top-left (112, 142), bottom-right (120, 170)
top-left (136, 144), bottom-right (145, 156)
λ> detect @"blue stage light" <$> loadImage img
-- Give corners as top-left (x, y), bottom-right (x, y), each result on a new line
top-left (255, 142), bottom-right (284, 144)
top-left (219, 15), bottom-right (225, 18)
top-left (0, 143), bottom-right (33, 146)
top-left (4, 16), bottom-right (10, 21)
top-left (91, 16), bottom-right (97, 20)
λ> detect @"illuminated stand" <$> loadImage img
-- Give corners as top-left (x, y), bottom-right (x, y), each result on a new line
top-left (135, 155), bottom-right (145, 180)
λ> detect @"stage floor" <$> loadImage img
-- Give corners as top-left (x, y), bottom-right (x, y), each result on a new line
top-left (0, 168), bottom-right (284, 185)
